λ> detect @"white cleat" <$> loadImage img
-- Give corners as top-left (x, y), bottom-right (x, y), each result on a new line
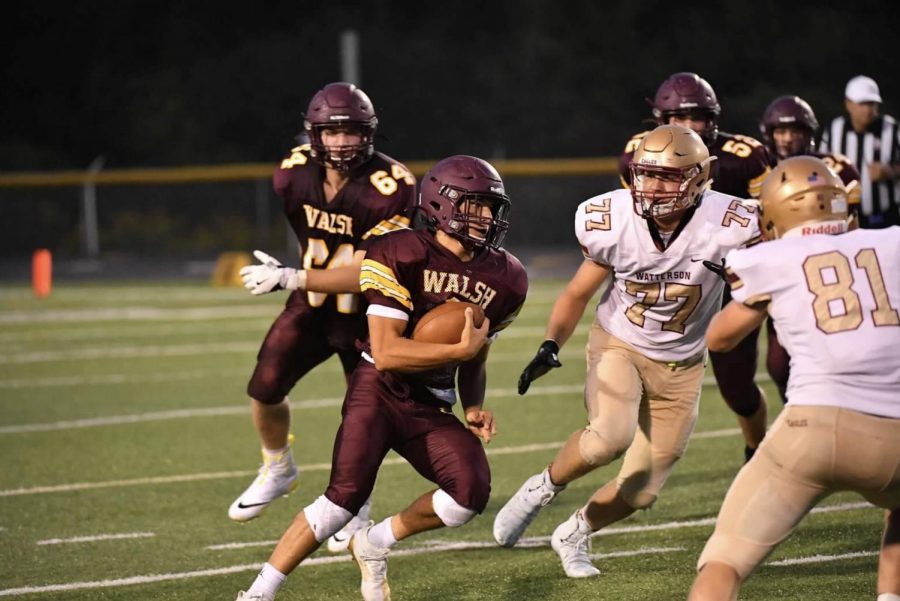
top-left (551, 513), bottom-right (601, 578)
top-left (228, 434), bottom-right (299, 522)
top-left (349, 522), bottom-right (391, 601)
top-left (327, 513), bottom-right (370, 553)
top-left (234, 591), bottom-right (269, 601)
top-left (493, 472), bottom-right (563, 547)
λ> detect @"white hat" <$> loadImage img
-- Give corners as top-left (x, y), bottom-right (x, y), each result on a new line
top-left (845, 75), bottom-right (882, 103)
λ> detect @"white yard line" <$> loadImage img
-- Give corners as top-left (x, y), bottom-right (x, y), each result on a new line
top-left (6, 435), bottom-right (863, 501)
top-left (768, 549), bottom-right (878, 566)
top-left (0, 341), bottom-right (260, 365)
top-left (0, 305), bottom-right (277, 325)
top-left (0, 371), bottom-right (755, 433)
top-left (37, 532), bottom-right (155, 545)
top-left (0, 563), bottom-right (264, 597)
top-left (0, 542), bottom-right (684, 597)
top-left (0, 325), bottom-right (572, 365)
top-left (0, 501), bottom-right (877, 597)
top-left (0, 385), bottom-right (585, 434)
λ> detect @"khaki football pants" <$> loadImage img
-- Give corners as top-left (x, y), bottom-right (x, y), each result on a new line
top-left (698, 404), bottom-right (900, 579)
top-left (582, 324), bottom-right (705, 508)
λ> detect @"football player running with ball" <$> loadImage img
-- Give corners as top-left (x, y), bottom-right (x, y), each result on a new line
top-left (689, 156), bottom-right (900, 601)
top-left (620, 73), bottom-right (772, 461)
top-left (229, 83), bottom-right (416, 552)
top-left (493, 125), bottom-right (761, 579)
top-left (235, 156), bottom-right (528, 601)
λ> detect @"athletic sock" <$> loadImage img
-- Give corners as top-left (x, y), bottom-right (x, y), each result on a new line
top-left (367, 517), bottom-right (398, 549)
top-left (542, 466), bottom-right (566, 493)
top-left (246, 562), bottom-right (286, 598)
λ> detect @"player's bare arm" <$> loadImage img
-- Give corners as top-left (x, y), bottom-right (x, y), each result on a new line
top-left (518, 259), bottom-right (611, 395)
top-left (303, 249), bottom-right (367, 293)
top-left (458, 343), bottom-right (495, 443)
top-left (545, 259), bottom-right (611, 345)
top-left (706, 300), bottom-right (767, 352)
top-left (368, 308), bottom-right (490, 373)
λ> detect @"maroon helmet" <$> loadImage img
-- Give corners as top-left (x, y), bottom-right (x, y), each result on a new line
top-left (303, 82), bottom-right (378, 171)
top-left (419, 155), bottom-right (510, 250)
top-left (759, 95), bottom-right (819, 159)
top-left (651, 72), bottom-right (721, 144)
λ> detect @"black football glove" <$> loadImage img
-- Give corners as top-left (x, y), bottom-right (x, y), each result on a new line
top-left (518, 340), bottom-right (562, 395)
top-left (702, 257), bottom-right (727, 283)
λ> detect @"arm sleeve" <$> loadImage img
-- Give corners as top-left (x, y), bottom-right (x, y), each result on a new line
top-left (724, 246), bottom-right (773, 306)
top-left (574, 198), bottom-right (616, 266)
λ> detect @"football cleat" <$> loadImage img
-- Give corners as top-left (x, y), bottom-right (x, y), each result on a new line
top-left (493, 472), bottom-right (563, 547)
top-left (551, 513), bottom-right (601, 578)
top-left (234, 591), bottom-right (270, 601)
top-left (349, 522), bottom-right (391, 601)
top-left (327, 498), bottom-right (372, 553)
top-left (228, 434), bottom-right (299, 522)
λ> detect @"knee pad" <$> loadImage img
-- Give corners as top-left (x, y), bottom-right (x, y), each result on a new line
top-left (303, 495), bottom-right (353, 542)
top-left (578, 427), bottom-right (627, 467)
top-left (432, 489), bottom-right (477, 528)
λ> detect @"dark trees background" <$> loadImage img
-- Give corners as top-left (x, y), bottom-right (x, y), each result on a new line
top-left (4, 1), bottom-right (898, 171)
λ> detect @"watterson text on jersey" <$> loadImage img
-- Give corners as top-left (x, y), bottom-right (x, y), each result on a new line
top-left (423, 269), bottom-right (497, 308)
top-left (635, 271), bottom-right (692, 281)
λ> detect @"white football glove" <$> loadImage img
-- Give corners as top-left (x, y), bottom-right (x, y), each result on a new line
top-left (239, 250), bottom-right (307, 296)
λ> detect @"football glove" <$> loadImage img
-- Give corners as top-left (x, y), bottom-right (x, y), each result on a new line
top-left (702, 257), bottom-right (727, 283)
top-left (239, 250), bottom-right (307, 296)
top-left (517, 339), bottom-right (562, 395)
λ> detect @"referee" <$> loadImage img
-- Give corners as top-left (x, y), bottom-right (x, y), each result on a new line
top-left (820, 75), bottom-right (900, 228)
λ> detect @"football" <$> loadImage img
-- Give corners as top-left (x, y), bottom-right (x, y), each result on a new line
top-left (412, 301), bottom-right (486, 344)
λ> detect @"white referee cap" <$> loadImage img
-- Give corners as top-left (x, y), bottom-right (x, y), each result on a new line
top-left (845, 75), bottom-right (882, 104)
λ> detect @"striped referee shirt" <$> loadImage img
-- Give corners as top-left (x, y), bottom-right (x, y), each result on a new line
top-left (820, 115), bottom-right (900, 227)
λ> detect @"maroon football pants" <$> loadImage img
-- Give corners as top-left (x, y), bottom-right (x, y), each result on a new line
top-left (323, 362), bottom-right (491, 516)
top-left (247, 290), bottom-right (362, 404)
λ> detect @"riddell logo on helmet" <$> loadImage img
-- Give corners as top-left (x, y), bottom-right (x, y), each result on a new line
top-left (801, 222), bottom-right (844, 235)
top-left (491, 186), bottom-right (504, 193)
top-left (329, 115), bottom-right (350, 121)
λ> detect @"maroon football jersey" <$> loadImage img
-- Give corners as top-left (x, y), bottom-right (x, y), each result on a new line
top-left (619, 130), bottom-right (772, 199)
top-left (806, 151), bottom-right (862, 209)
top-left (359, 229), bottom-right (528, 403)
top-left (273, 144), bottom-right (417, 344)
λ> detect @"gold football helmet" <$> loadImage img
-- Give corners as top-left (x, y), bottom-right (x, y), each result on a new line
top-left (629, 124), bottom-right (716, 219)
top-left (759, 156), bottom-right (849, 239)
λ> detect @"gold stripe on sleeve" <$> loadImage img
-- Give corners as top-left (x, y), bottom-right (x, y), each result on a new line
top-left (362, 215), bottom-right (411, 240)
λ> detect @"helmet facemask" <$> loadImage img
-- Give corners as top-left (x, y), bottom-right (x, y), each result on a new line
top-left (428, 185), bottom-right (510, 250)
top-left (628, 124), bottom-right (715, 221)
top-left (305, 121), bottom-right (377, 172)
top-left (659, 109), bottom-right (720, 146)
top-left (630, 162), bottom-right (710, 219)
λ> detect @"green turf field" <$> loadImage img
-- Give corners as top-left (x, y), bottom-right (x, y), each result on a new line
top-left (0, 280), bottom-right (884, 600)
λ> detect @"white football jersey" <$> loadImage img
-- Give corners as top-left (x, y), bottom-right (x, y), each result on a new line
top-left (726, 226), bottom-right (900, 418)
top-left (576, 188), bottom-right (760, 361)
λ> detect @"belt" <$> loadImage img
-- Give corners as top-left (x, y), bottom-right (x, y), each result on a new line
top-left (661, 349), bottom-right (707, 370)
